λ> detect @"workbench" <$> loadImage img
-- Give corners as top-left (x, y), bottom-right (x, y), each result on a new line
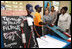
top-left (37, 25), bottom-right (71, 48)
top-left (37, 34), bottom-right (71, 48)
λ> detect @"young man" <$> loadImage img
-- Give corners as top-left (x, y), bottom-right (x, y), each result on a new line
top-left (21, 4), bottom-right (38, 48)
top-left (34, 5), bottom-right (46, 38)
top-left (58, 7), bottom-right (71, 34)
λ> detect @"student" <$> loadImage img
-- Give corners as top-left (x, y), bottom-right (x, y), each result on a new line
top-left (58, 6), bottom-right (71, 34)
top-left (43, 10), bottom-right (52, 35)
top-left (49, 6), bottom-right (57, 24)
top-left (21, 4), bottom-right (37, 48)
top-left (34, 5), bottom-right (46, 38)
top-left (43, 10), bottom-right (52, 24)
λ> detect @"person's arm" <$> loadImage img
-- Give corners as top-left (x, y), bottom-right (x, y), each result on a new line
top-left (66, 15), bottom-right (71, 32)
top-left (53, 12), bottom-right (57, 24)
top-left (36, 15), bottom-right (46, 25)
top-left (43, 15), bottom-right (48, 24)
top-left (39, 22), bottom-right (46, 25)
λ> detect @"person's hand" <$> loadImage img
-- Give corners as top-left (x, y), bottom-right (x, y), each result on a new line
top-left (42, 22), bottom-right (47, 25)
top-left (21, 23), bottom-right (24, 27)
top-left (66, 29), bottom-right (69, 32)
top-left (45, 22), bottom-right (48, 24)
top-left (49, 24), bottom-right (54, 27)
top-left (37, 33), bottom-right (40, 38)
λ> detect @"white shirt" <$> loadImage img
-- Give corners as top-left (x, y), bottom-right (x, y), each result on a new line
top-left (27, 17), bottom-right (34, 26)
top-left (58, 13), bottom-right (71, 31)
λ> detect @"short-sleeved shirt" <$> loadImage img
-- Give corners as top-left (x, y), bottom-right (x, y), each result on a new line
top-left (34, 12), bottom-right (43, 27)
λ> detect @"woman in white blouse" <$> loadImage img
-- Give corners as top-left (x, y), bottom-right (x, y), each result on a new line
top-left (58, 7), bottom-right (71, 34)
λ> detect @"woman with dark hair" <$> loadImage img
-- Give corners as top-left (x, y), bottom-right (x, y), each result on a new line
top-left (43, 9), bottom-right (52, 35)
top-left (58, 6), bottom-right (71, 34)
top-left (49, 6), bottom-right (57, 24)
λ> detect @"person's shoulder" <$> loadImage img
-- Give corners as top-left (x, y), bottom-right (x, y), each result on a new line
top-left (34, 12), bottom-right (39, 16)
top-left (26, 15), bottom-right (33, 18)
top-left (44, 15), bottom-right (46, 17)
top-left (34, 12), bottom-right (37, 15)
top-left (49, 11), bottom-right (51, 13)
top-left (65, 13), bottom-right (71, 16)
top-left (59, 14), bottom-right (62, 16)
top-left (49, 11), bottom-right (51, 15)
top-left (30, 15), bottom-right (33, 18)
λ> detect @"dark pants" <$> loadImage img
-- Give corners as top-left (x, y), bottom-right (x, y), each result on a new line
top-left (34, 25), bottom-right (42, 38)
